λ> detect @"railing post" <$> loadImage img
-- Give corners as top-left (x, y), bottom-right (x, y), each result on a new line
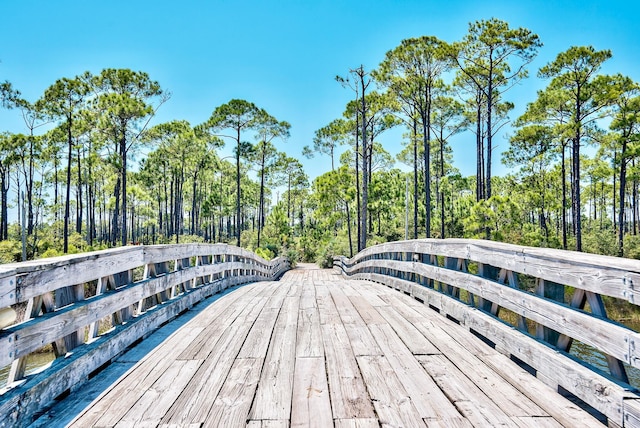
top-left (534, 278), bottom-right (563, 346)
top-left (89, 277), bottom-right (109, 339)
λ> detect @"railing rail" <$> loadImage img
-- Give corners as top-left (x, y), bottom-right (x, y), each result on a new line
top-left (335, 238), bottom-right (640, 427)
top-left (0, 243), bottom-right (289, 427)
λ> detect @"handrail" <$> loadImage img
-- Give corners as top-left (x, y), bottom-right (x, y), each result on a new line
top-left (335, 238), bottom-right (640, 427)
top-left (0, 243), bottom-right (289, 427)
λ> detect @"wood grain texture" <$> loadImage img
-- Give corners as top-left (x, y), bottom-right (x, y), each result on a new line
top-left (291, 357), bottom-right (333, 427)
top-left (31, 265), bottom-right (610, 428)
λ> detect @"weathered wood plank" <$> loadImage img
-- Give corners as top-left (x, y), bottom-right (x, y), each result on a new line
top-left (203, 358), bottom-right (263, 428)
top-left (5, 278), bottom-right (233, 428)
top-left (177, 283), bottom-right (264, 360)
top-left (348, 295), bottom-right (387, 325)
top-left (409, 319), bottom-right (547, 417)
top-left (417, 354), bottom-right (514, 426)
top-left (367, 323), bottom-right (463, 420)
top-left (115, 359), bottom-right (202, 427)
top-left (375, 305), bottom-right (440, 355)
top-left (70, 325), bottom-right (205, 427)
top-left (0, 267), bottom-right (252, 368)
top-left (356, 355), bottom-right (427, 427)
top-left (327, 282), bottom-right (382, 356)
top-left (250, 296), bottom-right (299, 420)
top-left (321, 322), bottom-right (375, 419)
top-left (246, 421), bottom-right (289, 428)
top-left (479, 353), bottom-right (605, 428)
top-left (161, 293), bottom-right (274, 426)
top-left (511, 416), bottom-right (564, 428)
top-left (296, 306), bottom-right (324, 358)
top-left (333, 419), bottom-right (379, 428)
top-left (291, 357), bottom-right (333, 428)
top-left (341, 238), bottom-right (640, 304)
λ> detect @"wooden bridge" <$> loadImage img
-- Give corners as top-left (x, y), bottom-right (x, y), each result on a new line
top-left (1, 240), bottom-right (640, 427)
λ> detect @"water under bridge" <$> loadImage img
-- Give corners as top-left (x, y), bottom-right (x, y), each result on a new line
top-left (1, 239), bottom-right (640, 427)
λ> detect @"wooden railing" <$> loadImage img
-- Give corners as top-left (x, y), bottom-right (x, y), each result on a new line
top-left (335, 238), bottom-right (640, 427)
top-left (0, 243), bottom-right (289, 426)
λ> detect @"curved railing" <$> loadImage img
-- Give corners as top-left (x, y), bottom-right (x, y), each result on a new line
top-left (335, 238), bottom-right (640, 427)
top-left (0, 243), bottom-right (289, 426)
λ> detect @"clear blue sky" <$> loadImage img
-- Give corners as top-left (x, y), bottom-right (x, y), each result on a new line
top-left (1, 0), bottom-right (639, 181)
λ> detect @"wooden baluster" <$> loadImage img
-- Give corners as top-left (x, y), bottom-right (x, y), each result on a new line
top-left (154, 261), bottom-right (170, 303)
top-left (137, 264), bottom-right (155, 315)
top-left (556, 288), bottom-right (629, 383)
top-left (444, 257), bottom-right (459, 298)
top-left (7, 294), bottom-right (45, 383)
top-left (110, 270), bottom-right (133, 325)
top-left (88, 277), bottom-right (108, 340)
top-left (533, 278), bottom-right (563, 346)
top-left (496, 268), bottom-right (528, 332)
top-left (478, 263), bottom-right (498, 313)
top-left (55, 283), bottom-right (81, 353)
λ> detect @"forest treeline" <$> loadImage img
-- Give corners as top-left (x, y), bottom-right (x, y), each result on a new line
top-left (1, 18), bottom-right (640, 265)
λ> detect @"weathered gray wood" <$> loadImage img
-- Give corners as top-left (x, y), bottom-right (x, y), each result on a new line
top-left (250, 295), bottom-right (299, 420)
top-left (14, 247), bottom-right (144, 306)
top-left (115, 359), bottom-right (202, 427)
top-left (327, 282), bottom-right (382, 357)
top-left (343, 238), bottom-right (640, 303)
top-left (37, 265), bottom-right (605, 428)
top-left (0, 268), bottom-right (268, 368)
top-left (160, 302), bottom-right (266, 425)
top-left (479, 352), bottom-right (605, 428)
top-left (2, 274), bottom-right (280, 427)
top-left (203, 358), bottom-right (263, 428)
top-left (291, 357), bottom-right (333, 427)
top-left (356, 355), bottom-right (427, 427)
top-left (321, 321), bottom-right (375, 419)
top-left (296, 307), bottom-right (324, 357)
top-left (367, 323), bottom-right (464, 420)
top-left (417, 354), bottom-right (514, 426)
top-left (333, 419), bottom-right (379, 428)
top-left (341, 271), bottom-right (635, 426)
top-left (346, 257), bottom-right (640, 370)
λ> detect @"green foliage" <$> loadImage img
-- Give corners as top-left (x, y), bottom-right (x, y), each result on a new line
top-left (0, 239), bottom-right (21, 263)
top-left (582, 226), bottom-right (618, 256)
top-left (624, 235), bottom-right (640, 260)
top-left (255, 247), bottom-right (275, 260)
top-left (463, 196), bottom-right (522, 242)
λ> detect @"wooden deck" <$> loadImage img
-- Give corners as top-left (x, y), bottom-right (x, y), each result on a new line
top-left (63, 264), bottom-right (602, 427)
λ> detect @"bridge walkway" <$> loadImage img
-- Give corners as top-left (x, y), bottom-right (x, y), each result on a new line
top-left (55, 264), bottom-right (601, 427)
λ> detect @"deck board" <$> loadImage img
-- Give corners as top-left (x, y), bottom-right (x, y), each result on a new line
top-left (65, 264), bottom-right (603, 427)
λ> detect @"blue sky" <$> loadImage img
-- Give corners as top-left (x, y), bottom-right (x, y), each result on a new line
top-left (1, 0), bottom-right (639, 181)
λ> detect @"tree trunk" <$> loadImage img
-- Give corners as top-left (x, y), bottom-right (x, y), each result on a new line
top-left (258, 146), bottom-right (266, 248)
top-left (120, 136), bottom-right (128, 246)
top-left (360, 70), bottom-right (368, 251)
top-left (423, 85), bottom-right (432, 239)
top-left (76, 145), bottom-right (83, 235)
top-left (619, 143), bottom-right (628, 256)
top-left (27, 136), bottom-right (34, 235)
top-left (63, 119), bottom-right (73, 254)
top-left (346, 200), bottom-right (353, 258)
top-left (561, 142), bottom-right (567, 250)
top-left (486, 58), bottom-right (494, 200)
top-left (236, 128), bottom-right (241, 247)
top-left (633, 161), bottom-right (638, 235)
top-left (413, 117), bottom-right (418, 239)
top-left (1, 168), bottom-right (8, 240)
top-left (439, 129), bottom-right (445, 239)
top-left (355, 113), bottom-right (361, 251)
